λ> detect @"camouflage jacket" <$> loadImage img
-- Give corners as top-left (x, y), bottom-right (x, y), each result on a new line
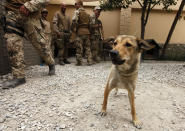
top-left (52, 11), bottom-right (71, 35)
top-left (6, 0), bottom-right (50, 13)
top-left (71, 8), bottom-right (91, 35)
top-left (5, 0), bottom-right (50, 36)
top-left (90, 13), bottom-right (104, 39)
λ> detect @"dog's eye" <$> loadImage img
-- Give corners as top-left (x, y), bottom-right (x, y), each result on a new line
top-left (113, 42), bottom-right (117, 46)
top-left (125, 42), bottom-right (132, 47)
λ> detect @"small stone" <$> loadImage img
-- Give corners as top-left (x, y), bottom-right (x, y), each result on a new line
top-left (61, 124), bottom-right (66, 129)
top-left (171, 120), bottom-right (175, 124)
top-left (21, 124), bottom-right (26, 130)
top-left (0, 125), bottom-right (5, 130)
top-left (64, 112), bottom-right (72, 117)
top-left (37, 126), bottom-right (42, 130)
top-left (69, 128), bottom-right (73, 131)
top-left (123, 124), bottom-right (128, 128)
top-left (112, 124), bottom-right (118, 129)
top-left (90, 123), bottom-right (94, 127)
top-left (105, 123), bottom-right (109, 129)
top-left (55, 126), bottom-right (61, 131)
top-left (49, 114), bottom-right (53, 117)
top-left (0, 117), bottom-right (6, 123)
top-left (172, 103), bottom-right (176, 106)
top-left (84, 103), bottom-right (90, 109)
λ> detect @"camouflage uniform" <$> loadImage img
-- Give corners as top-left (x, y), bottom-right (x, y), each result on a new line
top-left (90, 13), bottom-right (104, 62)
top-left (4, 0), bottom-right (54, 79)
top-left (52, 11), bottom-right (71, 63)
top-left (72, 8), bottom-right (93, 65)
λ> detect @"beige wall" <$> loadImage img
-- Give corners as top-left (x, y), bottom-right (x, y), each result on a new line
top-left (50, 0), bottom-right (99, 6)
top-left (46, 4), bottom-right (120, 39)
top-left (131, 0), bottom-right (185, 11)
top-left (130, 9), bottom-right (185, 44)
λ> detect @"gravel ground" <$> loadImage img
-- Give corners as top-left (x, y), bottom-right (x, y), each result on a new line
top-left (0, 59), bottom-right (185, 131)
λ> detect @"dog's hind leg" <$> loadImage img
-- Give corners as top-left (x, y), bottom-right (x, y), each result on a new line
top-left (128, 88), bottom-right (142, 129)
top-left (100, 84), bottom-right (113, 116)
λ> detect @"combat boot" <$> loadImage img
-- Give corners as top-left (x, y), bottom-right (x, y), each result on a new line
top-left (87, 61), bottom-right (95, 66)
top-left (96, 57), bottom-right (101, 63)
top-left (63, 59), bottom-right (71, 64)
top-left (48, 65), bottom-right (55, 76)
top-left (75, 61), bottom-right (82, 66)
top-left (2, 78), bottom-right (26, 89)
top-left (59, 61), bottom-right (65, 66)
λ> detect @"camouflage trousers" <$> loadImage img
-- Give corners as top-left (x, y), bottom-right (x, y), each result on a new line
top-left (75, 35), bottom-right (92, 63)
top-left (50, 41), bottom-right (55, 58)
top-left (25, 18), bottom-right (55, 66)
top-left (4, 33), bottom-right (25, 79)
top-left (54, 34), bottom-right (69, 62)
top-left (91, 35), bottom-right (102, 62)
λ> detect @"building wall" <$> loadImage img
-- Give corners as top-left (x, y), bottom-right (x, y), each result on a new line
top-left (24, 40), bottom-right (41, 66)
top-left (120, 8), bottom-right (131, 35)
top-left (130, 9), bottom-right (185, 44)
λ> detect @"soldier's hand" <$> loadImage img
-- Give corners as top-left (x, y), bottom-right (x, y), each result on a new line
top-left (56, 32), bottom-right (61, 37)
top-left (101, 36), bottom-right (104, 41)
top-left (98, 24), bottom-right (102, 27)
top-left (95, 24), bottom-right (99, 28)
top-left (20, 5), bottom-right (30, 16)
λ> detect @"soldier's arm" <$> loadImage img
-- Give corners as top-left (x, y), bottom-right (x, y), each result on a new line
top-left (71, 11), bottom-right (79, 33)
top-left (72, 10), bottom-right (79, 22)
top-left (90, 16), bottom-right (99, 28)
top-left (99, 20), bottom-right (104, 40)
top-left (24, 0), bottom-right (50, 12)
top-left (89, 16), bottom-right (93, 28)
top-left (100, 20), bottom-right (104, 32)
top-left (52, 12), bottom-right (60, 34)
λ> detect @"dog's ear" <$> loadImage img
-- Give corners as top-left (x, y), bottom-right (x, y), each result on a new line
top-left (137, 38), bottom-right (155, 51)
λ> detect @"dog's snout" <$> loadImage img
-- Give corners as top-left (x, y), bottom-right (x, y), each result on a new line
top-left (110, 50), bottom-right (119, 58)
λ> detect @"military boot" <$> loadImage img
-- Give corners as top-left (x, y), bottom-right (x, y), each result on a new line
top-left (48, 65), bottom-right (55, 76)
top-left (63, 59), bottom-right (71, 64)
top-left (95, 57), bottom-right (101, 63)
top-left (2, 78), bottom-right (26, 89)
top-left (87, 57), bottom-right (95, 66)
top-left (87, 60), bottom-right (95, 66)
top-left (75, 61), bottom-right (82, 66)
top-left (59, 61), bottom-right (65, 66)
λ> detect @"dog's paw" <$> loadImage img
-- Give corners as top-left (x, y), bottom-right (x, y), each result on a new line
top-left (133, 120), bottom-right (143, 129)
top-left (100, 110), bottom-right (107, 117)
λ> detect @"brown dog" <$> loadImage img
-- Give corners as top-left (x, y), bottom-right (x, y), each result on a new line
top-left (100, 35), bottom-right (155, 129)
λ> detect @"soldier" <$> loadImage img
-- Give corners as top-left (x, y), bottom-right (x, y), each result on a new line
top-left (52, 3), bottom-right (71, 65)
top-left (71, 0), bottom-right (93, 66)
top-left (90, 6), bottom-right (104, 63)
top-left (2, 0), bottom-right (55, 89)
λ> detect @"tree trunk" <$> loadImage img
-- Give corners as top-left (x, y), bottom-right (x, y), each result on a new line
top-left (161, 0), bottom-right (185, 58)
top-left (141, 0), bottom-right (148, 39)
top-left (145, 1), bottom-right (152, 26)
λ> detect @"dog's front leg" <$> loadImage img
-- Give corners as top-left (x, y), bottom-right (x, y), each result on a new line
top-left (101, 83), bottom-right (113, 116)
top-left (128, 88), bottom-right (142, 129)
